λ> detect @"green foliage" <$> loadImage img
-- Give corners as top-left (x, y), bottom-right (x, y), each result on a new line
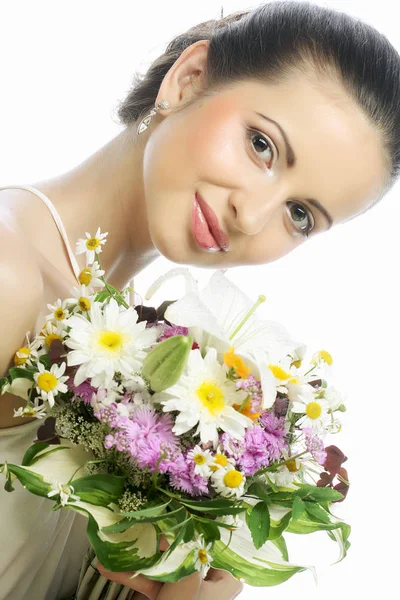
top-left (246, 501), bottom-right (270, 549)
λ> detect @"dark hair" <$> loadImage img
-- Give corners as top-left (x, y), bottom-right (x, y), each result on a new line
top-left (115, 0), bottom-right (400, 195)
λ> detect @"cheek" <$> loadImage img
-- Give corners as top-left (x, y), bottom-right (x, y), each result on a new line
top-left (230, 221), bottom-right (303, 266)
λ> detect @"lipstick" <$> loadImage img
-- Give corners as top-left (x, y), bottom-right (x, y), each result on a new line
top-left (192, 193), bottom-right (229, 252)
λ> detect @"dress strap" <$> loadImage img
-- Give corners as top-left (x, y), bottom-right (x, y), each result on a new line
top-left (0, 184), bottom-right (81, 282)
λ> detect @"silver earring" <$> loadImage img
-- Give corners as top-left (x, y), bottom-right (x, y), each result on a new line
top-left (136, 100), bottom-right (170, 135)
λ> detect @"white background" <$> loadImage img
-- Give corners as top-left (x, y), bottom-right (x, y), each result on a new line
top-left (0, 1), bottom-right (398, 598)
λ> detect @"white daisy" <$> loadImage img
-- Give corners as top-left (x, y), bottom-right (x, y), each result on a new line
top-left (292, 397), bottom-right (330, 433)
top-left (36, 321), bottom-right (67, 350)
top-left (193, 535), bottom-right (213, 577)
top-left (65, 298), bottom-right (159, 388)
top-left (321, 384), bottom-right (346, 411)
top-left (13, 398), bottom-right (47, 420)
top-left (266, 466), bottom-right (299, 489)
top-left (13, 341), bottom-right (41, 367)
top-left (211, 464), bottom-right (246, 498)
top-left (66, 285), bottom-right (96, 314)
top-left (154, 347), bottom-right (252, 447)
top-left (76, 227), bottom-right (108, 265)
top-left (77, 260), bottom-right (105, 289)
top-left (187, 445), bottom-right (214, 477)
top-left (210, 450), bottom-right (236, 473)
top-left (47, 479), bottom-right (80, 506)
top-left (34, 362), bottom-right (69, 408)
top-left (45, 298), bottom-right (71, 325)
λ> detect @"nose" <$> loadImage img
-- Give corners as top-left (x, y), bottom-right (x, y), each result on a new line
top-left (229, 185), bottom-right (285, 236)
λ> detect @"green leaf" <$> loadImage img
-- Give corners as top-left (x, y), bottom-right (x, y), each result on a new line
top-left (294, 484), bottom-right (344, 503)
top-left (246, 501), bottom-right (270, 550)
top-left (247, 481), bottom-right (271, 503)
top-left (39, 354), bottom-right (52, 369)
top-left (21, 442), bottom-right (51, 466)
top-left (268, 511), bottom-right (292, 540)
top-left (211, 525), bottom-right (310, 587)
top-left (120, 499), bottom-right (172, 519)
top-left (0, 376), bottom-right (9, 393)
top-left (180, 498), bottom-right (245, 516)
top-left (103, 506), bottom-right (184, 533)
top-left (196, 519), bottom-right (221, 543)
top-left (162, 518), bottom-right (192, 560)
top-left (183, 518), bottom-right (195, 542)
top-left (142, 335), bottom-right (193, 393)
top-left (192, 514), bottom-right (238, 531)
top-left (292, 496), bottom-right (307, 521)
top-left (70, 505), bottom-right (161, 572)
top-left (4, 464), bottom-right (52, 497)
top-left (72, 474), bottom-right (126, 507)
top-left (8, 367), bottom-right (35, 382)
top-left (272, 536), bottom-right (289, 562)
top-left (304, 502), bottom-right (333, 525)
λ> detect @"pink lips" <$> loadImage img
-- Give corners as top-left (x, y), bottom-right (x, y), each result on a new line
top-left (192, 193), bottom-right (229, 252)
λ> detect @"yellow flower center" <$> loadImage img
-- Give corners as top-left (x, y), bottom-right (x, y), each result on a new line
top-left (97, 331), bottom-right (123, 352)
top-left (54, 308), bottom-right (66, 320)
top-left (198, 549), bottom-right (209, 564)
top-left (291, 359), bottom-right (302, 368)
top-left (312, 350), bottom-right (333, 366)
top-left (210, 453), bottom-right (229, 472)
top-left (78, 297), bottom-right (91, 311)
top-left (196, 381), bottom-right (225, 415)
top-left (305, 401), bottom-right (322, 420)
top-left (269, 365), bottom-right (292, 381)
top-left (223, 347), bottom-right (250, 379)
top-left (193, 454), bottom-right (207, 465)
top-left (14, 347), bottom-right (31, 366)
top-left (223, 469), bottom-right (244, 489)
top-left (86, 237), bottom-right (100, 250)
top-left (78, 268), bottom-right (93, 286)
top-left (286, 459), bottom-right (300, 473)
top-left (37, 372), bottom-right (58, 392)
top-left (45, 333), bottom-right (63, 348)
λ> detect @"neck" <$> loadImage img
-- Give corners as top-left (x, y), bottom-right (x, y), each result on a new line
top-left (33, 125), bottom-right (159, 289)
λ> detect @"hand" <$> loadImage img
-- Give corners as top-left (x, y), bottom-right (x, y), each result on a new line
top-left (96, 564), bottom-right (243, 600)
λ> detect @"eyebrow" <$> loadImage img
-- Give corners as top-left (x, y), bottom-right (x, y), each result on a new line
top-left (255, 111), bottom-right (334, 230)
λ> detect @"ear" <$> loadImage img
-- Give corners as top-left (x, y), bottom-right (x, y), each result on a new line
top-left (155, 40), bottom-right (210, 111)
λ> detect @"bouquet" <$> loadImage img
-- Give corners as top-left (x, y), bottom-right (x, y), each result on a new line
top-left (0, 228), bottom-right (350, 598)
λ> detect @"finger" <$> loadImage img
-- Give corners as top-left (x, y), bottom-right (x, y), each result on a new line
top-left (159, 534), bottom-right (170, 552)
top-left (200, 569), bottom-right (244, 599)
top-left (157, 571), bottom-right (202, 600)
top-left (96, 563), bottom-right (162, 600)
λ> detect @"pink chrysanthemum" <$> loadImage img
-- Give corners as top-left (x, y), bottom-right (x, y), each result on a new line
top-left (166, 451), bottom-right (209, 496)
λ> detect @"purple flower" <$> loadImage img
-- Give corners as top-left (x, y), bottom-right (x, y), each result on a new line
top-left (159, 324), bottom-right (189, 341)
top-left (104, 406), bottom-right (178, 470)
top-left (166, 451), bottom-right (209, 496)
top-left (67, 378), bottom-right (97, 404)
top-left (221, 419), bottom-right (288, 477)
top-left (235, 375), bottom-right (263, 413)
top-left (303, 428), bottom-right (327, 465)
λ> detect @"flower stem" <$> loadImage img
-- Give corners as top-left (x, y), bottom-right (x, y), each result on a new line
top-left (229, 295), bottom-right (266, 341)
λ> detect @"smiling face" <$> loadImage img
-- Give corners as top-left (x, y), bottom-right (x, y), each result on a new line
top-left (140, 42), bottom-right (388, 268)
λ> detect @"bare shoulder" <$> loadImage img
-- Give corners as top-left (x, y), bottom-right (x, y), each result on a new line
top-left (0, 217), bottom-right (43, 426)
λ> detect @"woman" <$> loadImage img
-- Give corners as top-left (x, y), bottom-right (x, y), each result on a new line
top-left (0, 1), bottom-right (399, 598)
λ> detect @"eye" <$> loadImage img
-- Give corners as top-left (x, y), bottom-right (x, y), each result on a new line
top-left (286, 201), bottom-right (315, 238)
top-left (247, 128), bottom-right (277, 169)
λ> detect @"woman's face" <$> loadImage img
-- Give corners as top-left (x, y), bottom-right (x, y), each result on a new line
top-left (142, 57), bottom-right (387, 268)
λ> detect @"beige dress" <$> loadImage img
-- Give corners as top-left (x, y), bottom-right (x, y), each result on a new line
top-left (0, 185), bottom-right (89, 600)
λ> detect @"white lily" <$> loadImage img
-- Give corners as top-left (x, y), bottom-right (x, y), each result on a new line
top-left (146, 269), bottom-right (300, 407)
